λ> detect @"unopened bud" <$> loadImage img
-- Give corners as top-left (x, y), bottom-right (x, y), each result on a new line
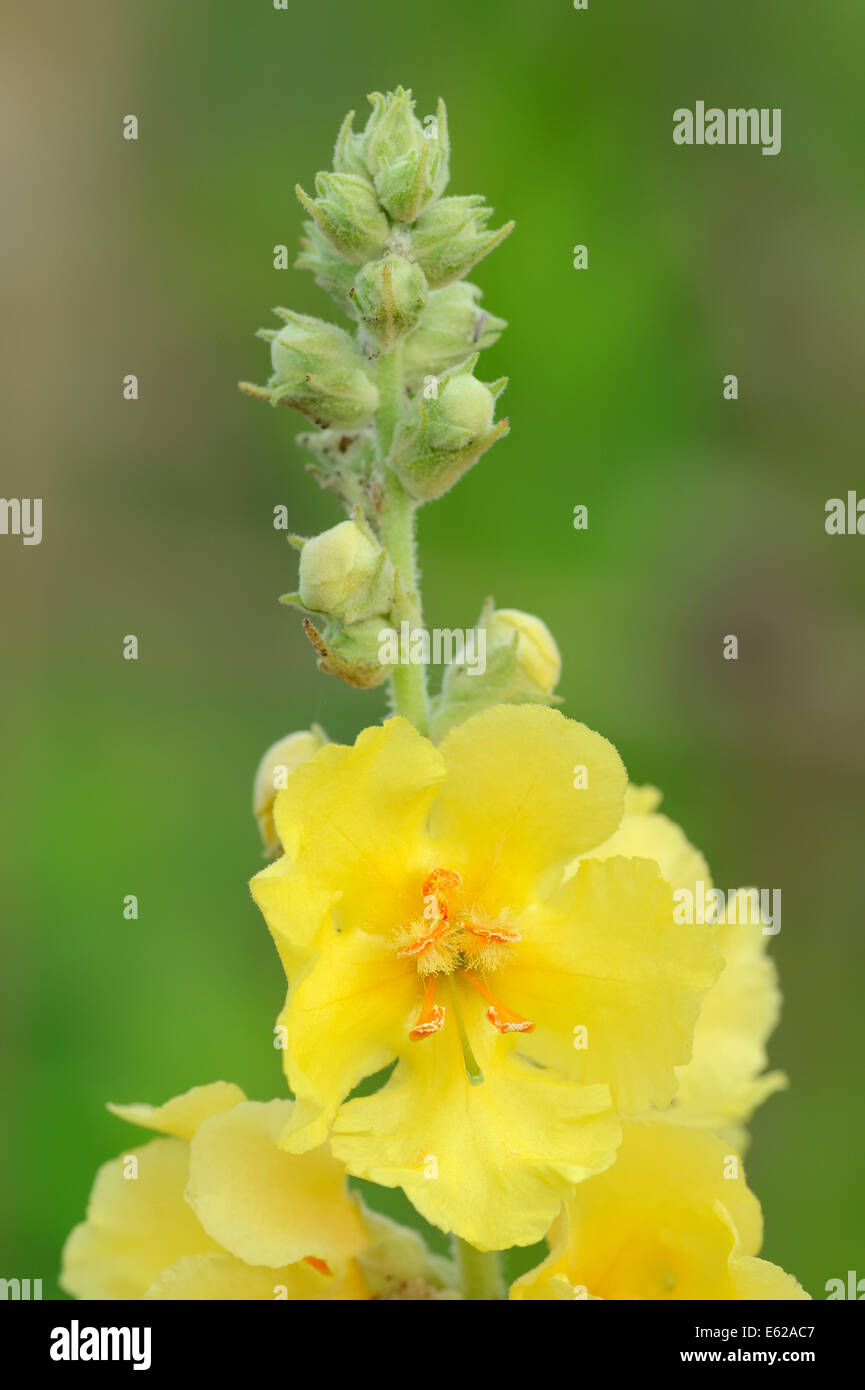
top-left (296, 172), bottom-right (390, 264)
top-left (298, 518), bottom-right (394, 625)
top-left (402, 282), bottom-right (506, 388)
top-left (361, 88), bottom-right (449, 222)
top-left (240, 310), bottom-right (378, 429)
top-left (253, 727), bottom-right (327, 857)
top-left (486, 608), bottom-right (561, 693)
top-left (429, 374), bottom-right (495, 450)
top-left (409, 196), bottom-right (513, 287)
top-left (350, 255), bottom-right (428, 348)
top-left (391, 357), bottom-right (508, 501)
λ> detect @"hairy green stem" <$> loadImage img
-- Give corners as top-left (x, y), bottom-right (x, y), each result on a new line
top-left (453, 1237), bottom-right (505, 1301)
top-left (375, 340), bottom-right (405, 459)
top-left (376, 343), bottom-right (429, 735)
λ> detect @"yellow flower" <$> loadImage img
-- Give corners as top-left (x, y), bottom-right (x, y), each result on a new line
top-left (579, 786), bottom-right (786, 1146)
top-left (511, 1122), bottom-right (809, 1300)
top-left (250, 706), bottom-right (720, 1249)
top-left (60, 1082), bottom-right (452, 1300)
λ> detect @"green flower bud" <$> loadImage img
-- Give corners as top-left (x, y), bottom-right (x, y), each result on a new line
top-left (253, 726), bottom-right (327, 857)
top-left (240, 309), bottom-right (378, 429)
top-left (360, 91), bottom-right (450, 223)
top-left (402, 282), bottom-right (507, 389)
top-left (486, 608), bottom-right (561, 693)
top-left (350, 255), bottom-right (428, 349)
top-left (296, 172), bottom-right (389, 265)
top-left (391, 356), bottom-right (509, 501)
top-left (295, 221), bottom-right (358, 308)
top-left (430, 599), bottom-right (562, 740)
top-left (429, 374), bottom-right (495, 451)
top-left (362, 87), bottom-right (425, 179)
top-left (409, 196), bottom-right (514, 287)
top-left (298, 518), bottom-right (394, 625)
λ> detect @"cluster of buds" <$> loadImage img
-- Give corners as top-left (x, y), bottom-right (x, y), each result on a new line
top-left (240, 86), bottom-right (513, 688)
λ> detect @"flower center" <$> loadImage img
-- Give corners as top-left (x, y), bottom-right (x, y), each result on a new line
top-left (396, 867), bottom-right (535, 1051)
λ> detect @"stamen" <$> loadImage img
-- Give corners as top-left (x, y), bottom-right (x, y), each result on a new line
top-left (464, 921), bottom-right (521, 944)
top-left (409, 976), bottom-right (446, 1040)
top-left (399, 867), bottom-right (463, 962)
top-left (464, 973), bottom-right (535, 1034)
top-left (398, 919), bottom-right (449, 957)
top-left (304, 1256), bottom-right (332, 1276)
top-left (422, 868), bottom-right (463, 898)
top-left (447, 977), bottom-right (484, 1085)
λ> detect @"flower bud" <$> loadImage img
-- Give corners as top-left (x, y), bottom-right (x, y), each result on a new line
top-left (360, 89), bottom-right (449, 222)
top-left (362, 86), bottom-right (425, 178)
top-left (409, 197), bottom-right (514, 287)
top-left (430, 599), bottom-right (562, 740)
top-left (391, 357), bottom-right (509, 501)
top-left (253, 726), bottom-right (327, 857)
top-left (486, 608), bottom-right (561, 693)
top-left (350, 255), bottom-right (428, 349)
top-left (429, 374), bottom-right (495, 451)
top-left (402, 282), bottom-right (507, 389)
top-left (298, 518), bottom-right (394, 625)
top-left (240, 309), bottom-right (378, 429)
top-left (296, 173), bottom-right (390, 265)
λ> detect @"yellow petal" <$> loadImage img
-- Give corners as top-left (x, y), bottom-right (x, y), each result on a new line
top-left (277, 926), bottom-right (419, 1150)
top-left (186, 1100), bottom-right (367, 1271)
top-left (60, 1139), bottom-right (217, 1300)
top-left (143, 1251), bottom-right (370, 1301)
top-left (729, 1255), bottom-right (810, 1300)
top-left (331, 989), bottom-right (620, 1250)
top-left (251, 717), bottom-right (444, 961)
top-left (429, 705), bottom-right (626, 909)
top-left (576, 785), bottom-right (711, 893)
top-left (505, 856), bottom-right (721, 1113)
top-left (623, 784), bottom-right (662, 815)
top-left (668, 906), bottom-right (786, 1143)
top-left (107, 1082), bottom-right (246, 1139)
top-left (514, 1123), bottom-right (807, 1300)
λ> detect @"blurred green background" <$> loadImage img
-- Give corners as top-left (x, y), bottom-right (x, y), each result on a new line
top-left (2, 0), bottom-right (863, 1298)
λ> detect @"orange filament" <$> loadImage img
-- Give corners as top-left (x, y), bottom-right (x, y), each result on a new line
top-left (409, 975), bottom-right (446, 1040)
top-left (464, 973), bottom-right (535, 1033)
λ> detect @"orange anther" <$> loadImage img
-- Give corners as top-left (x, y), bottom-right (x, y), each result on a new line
top-left (464, 921), bottom-right (522, 944)
top-left (398, 915), bottom-right (450, 957)
top-left (304, 1256), bottom-right (332, 1276)
top-left (409, 976), bottom-right (446, 1040)
top-left (422, 867), bottom-right (463, 899)
top-left (464, 973), bottom-right (535, 1034)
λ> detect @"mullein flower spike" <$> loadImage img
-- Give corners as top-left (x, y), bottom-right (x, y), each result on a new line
top-left (239, 86), bottom-right (513, 689)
